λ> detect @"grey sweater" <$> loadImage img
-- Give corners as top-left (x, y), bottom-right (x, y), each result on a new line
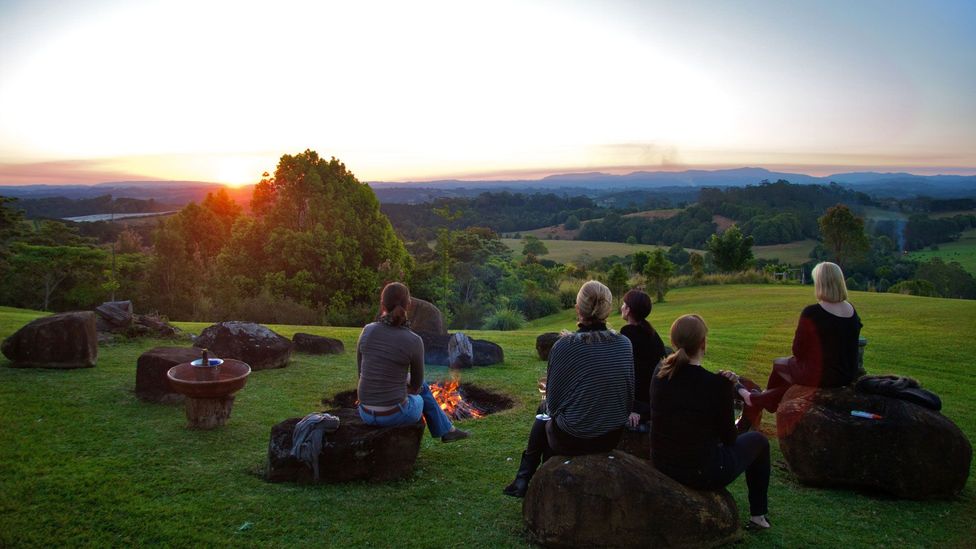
top-left (357, 322), bottom-right (425, 406)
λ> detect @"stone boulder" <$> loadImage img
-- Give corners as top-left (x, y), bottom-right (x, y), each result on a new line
top-left (536, 332), bottom-right (560, 361)
top-left (615, 428), bottom-right (650, 460)
top-left (266, 407), bottom-right (424, 483)
top-left (95, 300), bottom-right (133, 331)
top-left (418, 332), bottom-right (504, 367)
top-left (2, 311), bottom-right (98, 369)
top-left (135, 346), bottom-right (201, 403)
top-left (448, 332), bottom-right (473, 369)
top-left (292, 333), bottom-right (344, 355)
top-left (193, 321), bottom-right (292, 370)
top-left (524, 451), bottom-right (740, 548)
top-left (407, 297), bottom-right (446, 335)
top-left (777, 385), bottom-right (972, 499)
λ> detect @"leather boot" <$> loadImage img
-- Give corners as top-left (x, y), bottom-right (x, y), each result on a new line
top-left (502, 451), bottom-right (541, 498)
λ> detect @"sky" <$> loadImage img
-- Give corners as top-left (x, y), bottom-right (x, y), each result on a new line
top-left (0, 0), bottom-right (974, 185)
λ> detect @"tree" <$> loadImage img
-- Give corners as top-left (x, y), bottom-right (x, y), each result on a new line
top-left (606, 263), bottom-right (629, 301)
top-left (643, 250), bottom-right (675, 302)
top-left (706, 225), bottom-right (754, 272)
top-left (521, 235), bottom-right (549, 256)
top-left (5, 243), bottom-right (107, 310)
top-left (689, 251), bottom-right (704, 279)
top-left (631, 251), bottom-right (651, 275)
top-left (818, 204), bottom-right (869, 268)
top-left (563, 215), bottom-right (581, 230)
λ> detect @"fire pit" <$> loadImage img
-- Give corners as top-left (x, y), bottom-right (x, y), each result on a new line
top-left (166, 351), bottom-right (250, 429)
top-left (326, 382), bottom-right (513, 421)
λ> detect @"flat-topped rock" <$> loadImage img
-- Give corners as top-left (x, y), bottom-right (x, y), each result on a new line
top-left (135, 346), bottom-right (201, 403)
top-left (193, 321), bottom-right (292, 370)
top-left (266, 407), bottom-right (424, 483)
top-left (407, 297), bottom-right (446, 335)
top-left (777, 385), bottom-right (972, 499)
top-left (293, 333), bottom-right (344, 355)
top-left (523, 451), bottom-right (740, 548)
top-left (418, 332), bottom-right (504, 367)
top-left (536, 332), bottom-right (560, 361)
top-left (2, 311), bottom-right (97, 369)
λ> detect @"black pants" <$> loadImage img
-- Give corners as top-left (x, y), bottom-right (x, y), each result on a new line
top-left (525, 417), bottom-right (622, 461)
top-left (750, 361), bottom-right (793, 413)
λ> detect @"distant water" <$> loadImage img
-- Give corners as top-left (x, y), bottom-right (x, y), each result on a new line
top-left (63, 211), bottom-right (178, 223)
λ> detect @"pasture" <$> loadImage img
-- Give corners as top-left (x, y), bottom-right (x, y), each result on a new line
top-left (1, 286), bottom-right (974, 547)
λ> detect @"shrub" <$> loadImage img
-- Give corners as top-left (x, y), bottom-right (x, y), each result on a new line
top-left (888, 279), bottom-right (939, 297)
top-left (513, 292), bottom-right (562, 320)
top-left (558, 289), bottom-right (577, 309)
top-left (483, 308), bottom-right (526, 330)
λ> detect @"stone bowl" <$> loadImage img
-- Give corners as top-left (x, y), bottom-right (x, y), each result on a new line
top-left (167, 359), bottom-right (251, 399)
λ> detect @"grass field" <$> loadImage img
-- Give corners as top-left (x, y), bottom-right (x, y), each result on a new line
top-left (504, 237), bottom-right (816, 266)
top-left (906, 228), bottom-right (976, 275)
top-left (2, 286), bottom-right (975, 547)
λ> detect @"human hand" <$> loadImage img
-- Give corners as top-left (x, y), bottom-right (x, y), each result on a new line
top-left (718, 370), bottom-right (739, 384)
top-left (627, 412), bottom-right (641, 428)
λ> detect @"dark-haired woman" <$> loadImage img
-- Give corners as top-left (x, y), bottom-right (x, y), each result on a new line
top-left (650, 314), bottom-right (771, 530)
top-left (356, 282), bottom-right (469, 443)
top-left (620, 289), bottom-right (666, 428)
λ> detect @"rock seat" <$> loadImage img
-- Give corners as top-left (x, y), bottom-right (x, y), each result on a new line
top-left (266, 407), bottom-right (424, 484)
top-left (193, 321), bottom-right (292, 370)
top-left (523, 451), bottom-right (740, 548)
top-left (777, 385), bottom-right (972, 499)
top-left (2, 311), bottom-right (97, 369)
top-left (419, 332), bottom-right (504, 367)
top-left (536, 332), bottom-right (560, 361)
top-left (135, 346), bottom-right (201, 403)
top-left (292, 333), bottom-right (344, 355)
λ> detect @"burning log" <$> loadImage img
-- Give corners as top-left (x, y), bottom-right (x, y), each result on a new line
top-left (429, 378), bottom-right (485, 420)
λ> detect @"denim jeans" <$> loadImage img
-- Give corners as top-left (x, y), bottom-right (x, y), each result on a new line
top-left (358, 382), bottom-right (454, 438)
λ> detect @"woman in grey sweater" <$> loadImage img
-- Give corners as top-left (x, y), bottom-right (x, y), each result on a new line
top-left (357, 282), bottom-right (469, 442)
top-left (503, 280), bottom-right (634, 497)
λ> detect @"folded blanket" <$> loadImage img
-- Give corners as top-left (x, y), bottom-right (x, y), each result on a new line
top-left (855, 375), bottom-right (942, 411)
top-left (290, 412), bottom-right (341, 480)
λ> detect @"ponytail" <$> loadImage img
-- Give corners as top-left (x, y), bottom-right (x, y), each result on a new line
top-left (379, 282), bottom-right (411, 327)
top-left (656, 314), bottom-right (707, 380)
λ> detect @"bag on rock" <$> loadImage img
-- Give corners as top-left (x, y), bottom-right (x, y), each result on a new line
top-left (855, 375), bottom-right (942, 411)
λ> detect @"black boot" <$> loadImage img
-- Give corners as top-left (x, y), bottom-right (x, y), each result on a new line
top-left (502, 451), bottom-right (541, 498)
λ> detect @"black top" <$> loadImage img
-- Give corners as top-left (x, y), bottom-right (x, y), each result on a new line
top-left (792, 303), bottom-right (863, 388)
top-left (649, 364), bottom-right (736, 485)
top-left (620, 324), bottom-right (666, 411)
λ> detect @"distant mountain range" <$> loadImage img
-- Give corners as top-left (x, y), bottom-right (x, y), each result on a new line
top-left (2, 168), bottom-right (975, 207)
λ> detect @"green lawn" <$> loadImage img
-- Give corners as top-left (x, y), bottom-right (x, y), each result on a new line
top-left (1, 286), bottom-right (975, 547)
top-left (753, 239), bottom-right (817, 265)
top-left (906, 228), bottom-right (976, 275)
top-left (501, 238), bottom-right (668, 264)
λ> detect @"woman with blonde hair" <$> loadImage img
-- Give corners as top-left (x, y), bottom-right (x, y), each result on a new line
top-left (503, 280), bottom-right (634, 497)
top-left (650, 314), bottom-right (771, 530)
top-left (735, 261), bottom-right (863, 429)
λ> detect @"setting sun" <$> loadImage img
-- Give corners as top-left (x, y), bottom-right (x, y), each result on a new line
top-left (212, 156), bottom-right (266, 188)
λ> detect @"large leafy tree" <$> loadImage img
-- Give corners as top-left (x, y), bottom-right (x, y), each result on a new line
top-left (706, 225), bottom-right (754, 272)
top-left (226, 150), bottom-right (410, 314)
top-left (818, 204), bottom-right (869, 268)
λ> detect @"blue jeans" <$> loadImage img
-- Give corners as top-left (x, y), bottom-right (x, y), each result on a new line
top-left (358, 382), bottom-right (454, 438)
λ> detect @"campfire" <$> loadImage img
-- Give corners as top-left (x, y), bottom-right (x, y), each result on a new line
top-left (429, 378), bottom-right (485, 420)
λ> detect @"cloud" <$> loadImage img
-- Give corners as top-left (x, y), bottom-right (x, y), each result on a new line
top-left (0, 159), bottom-right (158, 185)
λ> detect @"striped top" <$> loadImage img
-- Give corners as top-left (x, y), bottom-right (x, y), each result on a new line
top-left (546, 329), bottom-right (634, 438)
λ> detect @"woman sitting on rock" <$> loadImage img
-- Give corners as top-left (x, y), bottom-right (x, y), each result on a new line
top-left (650, 314), bottom-right (771, 530)
top-left (356, 282), bottom-right (469, 443)
top-left (620, 289), bottom-right (667, 430)
top-left (736, 261), bottom-right (863, 430)
top-left (503, 280), bottom-right (634, 498)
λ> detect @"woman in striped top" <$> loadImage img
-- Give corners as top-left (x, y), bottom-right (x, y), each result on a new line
top-left (503, 280), bottom-right (634, 498)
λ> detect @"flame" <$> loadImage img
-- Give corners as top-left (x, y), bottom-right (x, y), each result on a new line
top-left (429, 378), bottom-right (484, 420)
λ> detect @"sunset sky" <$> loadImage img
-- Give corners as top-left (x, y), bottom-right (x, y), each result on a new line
top-left (1, 0), bottom-right (974, 185)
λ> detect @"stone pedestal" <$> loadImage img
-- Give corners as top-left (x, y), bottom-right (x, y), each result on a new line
top-left (184, 395), bottom-right (236, 430)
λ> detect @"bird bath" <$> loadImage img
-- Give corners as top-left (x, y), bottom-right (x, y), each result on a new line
top-left (167, 351), bottom-right (250, 429)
